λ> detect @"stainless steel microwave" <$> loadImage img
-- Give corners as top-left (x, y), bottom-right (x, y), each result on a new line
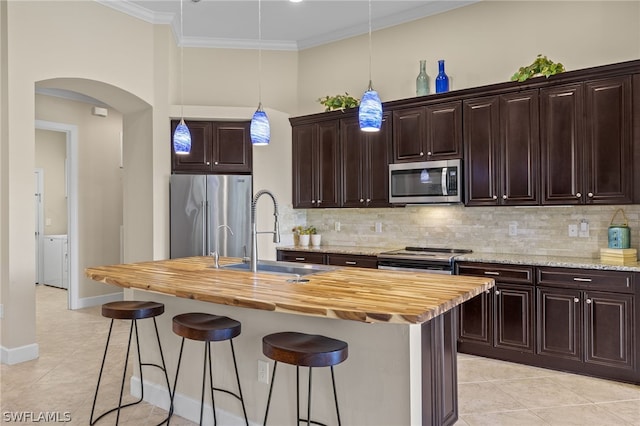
top-left (389, 159), bottom-right (462, 204)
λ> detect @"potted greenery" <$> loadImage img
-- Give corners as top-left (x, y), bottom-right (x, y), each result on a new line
top-left (511, 54), bottom-right (566, 82)
top-left (317, 93), bottom-right (359, 112)
top-left (292, 225), bottom-right (317, 246)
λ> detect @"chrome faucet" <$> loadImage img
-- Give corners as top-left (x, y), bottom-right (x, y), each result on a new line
top-left (210, 224), bottom-right (234, 269)
top-left (250, 190), bottom-right (280, 273)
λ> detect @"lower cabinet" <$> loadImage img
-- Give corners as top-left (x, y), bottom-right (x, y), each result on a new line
top-left (458, 263), bottom-right (638, 384)
top-left (277, 250), bottom-right (378, 269)
top-left (457, 263), bottom-right (534, 353)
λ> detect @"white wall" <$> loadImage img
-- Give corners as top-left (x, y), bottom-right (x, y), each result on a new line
top-left (35, 129), bottom-right (67, 235)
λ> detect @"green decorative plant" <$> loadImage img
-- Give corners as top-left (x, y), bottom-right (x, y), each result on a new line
top-left (292, 225), bottom-right (317, 235)
top-left (317, 93), bottom-right (359, 112)
top-left (511, 54), bottom-right (566, 82)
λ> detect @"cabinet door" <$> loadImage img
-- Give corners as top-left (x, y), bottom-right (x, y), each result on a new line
top-left (425, 101), bottom-right (462, 160)
top-left (171, 120), bottom-right (214, 173)
top-left (463, 97), bottom-right (500, 205)
top-left (277, 250), bottom-right (325, 264)
top-left (364, 113), bottom-right (392, 207)
top-left (392, 107), bottom-right (426, 162)
top-left (211, 121), bottom-right (252, 174)
top-left (583, 76), bottom-right (633, 204)
top-left (500, 91), bottom-right (539, 205)
top-left (316, 121), bottom-right (341, 208)
top-left (292, 124), bottom-right (316, 208)
top-left (540, 84), bottom-right (584, 205)
top-left (458, 290), bottom-right (493, 346)
top-left (495, 283), bottom-right (534, 352)
top-left (537, 287), bottom-right (582, 361)
top-left (584, 291), bottom-right (634, 370)
top-left (340, 117), bottom-right (366, 207)
top-left (326, 253), bottom-right (378, 269)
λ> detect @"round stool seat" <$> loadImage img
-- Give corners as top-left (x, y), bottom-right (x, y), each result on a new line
top-left (101, 301), bottom-right (164, 320)
top-left (173, 312), bottom-right (241, 342)
top-left (263, 332), bottom-right (348, 367)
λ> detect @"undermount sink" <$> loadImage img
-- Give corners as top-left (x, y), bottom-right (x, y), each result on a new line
top-left (218, 259), bottom-right (340, 276)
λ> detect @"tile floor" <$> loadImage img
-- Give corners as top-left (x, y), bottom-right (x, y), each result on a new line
top-left (1, 285), bottom-right (638, 425)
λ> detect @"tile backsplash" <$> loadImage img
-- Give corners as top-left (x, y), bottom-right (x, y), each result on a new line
top-left (294, 204), bottom-right (640, 258)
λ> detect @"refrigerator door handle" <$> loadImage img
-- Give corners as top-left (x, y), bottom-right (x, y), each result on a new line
top-left (202, 200), bottom-right (207, 255)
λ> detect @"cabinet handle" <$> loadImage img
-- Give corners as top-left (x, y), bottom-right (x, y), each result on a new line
top-left (495, 290), bottom-right (501, 295)
top-left (311, 200), bottom-right (316, 204)
top-left (420, 151), bottom-right (424, 156)
top-left (345, 261), bottom-right (357, 265)
top-left (214, 161), bottom-right (219, 165)
top-left (573, 277), bottom-right (592, 282)
top-left (427, 151), bottom-right (432, 156)
top-left (587, 192), bottom-right (594, 198)
top-left (492, 195), bottom-right (498, 200)
top-left (484, 271), bottom-right (500, 276)
top-left (360, 198), bottom-right (364, 203)
top-left (586, 298), bottom-right (592, 304)
top-left (317, 200), bottom-right (322, 205)
top-left (502, 195), bottom-right (507, 200)
top-left (206, 161), bottom-right (211, 165)
top-left (574, 297), bottom-right (580, 303)
top-left (576, 192), bottom-right (582, 198)
top-left (295, 257), bottom-right (306, 261)
top-left (366, 198), bottom-right (371, 202)
top-left (484, 290), bottom-right (490, 294)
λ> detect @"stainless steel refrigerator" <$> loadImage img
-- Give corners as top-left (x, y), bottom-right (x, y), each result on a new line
top-left (170, 175), bottom-right (251, 259)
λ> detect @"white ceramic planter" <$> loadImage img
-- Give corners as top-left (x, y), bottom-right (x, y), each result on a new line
top-left (311, 234), bottom-right (321, 247)
top-left (298, 234), bottom-right (310, 246)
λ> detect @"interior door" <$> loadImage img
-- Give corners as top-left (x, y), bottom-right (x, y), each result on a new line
top-left (34, 169), bottom-right (44, 284)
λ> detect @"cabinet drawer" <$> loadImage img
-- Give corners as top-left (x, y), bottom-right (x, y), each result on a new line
top-left (537, 267), bottom-right (634, 293)
top-left (457, 262), bottom-right (534, 284)
top-left (277, 251), bottom-right (325, 265)
top-left (326, 254), bottom-right (378, 269)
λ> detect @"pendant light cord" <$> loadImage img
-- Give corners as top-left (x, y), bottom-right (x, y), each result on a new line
top-left (258, 0), bottom-right (263, 106)
top-left (180, 0), bottom-right (185, 118)
top-left (368, 0), bottom-right (372, 86)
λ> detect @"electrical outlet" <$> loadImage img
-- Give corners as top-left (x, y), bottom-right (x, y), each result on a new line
top-left (508, 222), bottom-right (518, 236)
top-left (579, 219), bottom-right (589, 238)
top-left (258, 360), bottom-right (269, 384)
top-left (568, 224), bottom-right (578, 237)
top-left (334, 221), bottom-right (341, 232)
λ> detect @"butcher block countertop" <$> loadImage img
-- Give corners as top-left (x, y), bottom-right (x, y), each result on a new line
top-left (85, 256), bottom-right (494, 325)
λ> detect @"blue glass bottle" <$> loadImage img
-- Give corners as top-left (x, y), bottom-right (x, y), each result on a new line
top-left (435, 60), bottom-right (449, 93)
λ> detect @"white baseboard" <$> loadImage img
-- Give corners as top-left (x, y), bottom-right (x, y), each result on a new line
top-left (131, 376), bottom-right (258, 425)
top-left (74, 292), bottom-right (123, 310)
top-left (0, 343), bottom-right (39, 365)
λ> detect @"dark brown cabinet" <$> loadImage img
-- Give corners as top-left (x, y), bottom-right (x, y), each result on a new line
top-left (536, 267), bottom-right (635, 372)
top-left (392, 102), bottom-right (462, 163)
top-left (277, 250), bottom-right (378, 269)
top-left (340, 114), bottom-right (391, 208)
top-left (171, 120), bottom-right (252, 174)
top-left (540, 76), bottom-right (633, 205)
top-left (292, 120), bottom-right (341, 208)
top-left (457, 263), bottom-right (535, 353)
top-left (464, 90), bottom-right (539, 206)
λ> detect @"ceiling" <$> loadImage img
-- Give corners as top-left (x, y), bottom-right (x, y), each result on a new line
top-left (97, 0), bottom-right (479, 50)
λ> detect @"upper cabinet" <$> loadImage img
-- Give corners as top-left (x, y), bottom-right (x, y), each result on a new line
top-left (171, 120), bottom-right (252, 174)
top-left (392, 101), bottom-right (462, 163)
top-left (464, 90), bottom-right (539, 206)
top-left (292, 120), bottom-right (341, 208)
top-left (340, 113), bottom-right (391, 208)
top-left (540, 76), bottom-right (633, 205)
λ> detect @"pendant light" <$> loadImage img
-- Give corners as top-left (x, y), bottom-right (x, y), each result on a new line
top-left (250, 0), bottom-right (270, 145)
top-left (358, 0), bottom-right (382, 132)
top-left (173, 0), bottom-right (191, 154)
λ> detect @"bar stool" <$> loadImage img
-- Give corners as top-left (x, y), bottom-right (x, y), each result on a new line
top-left (262, 332), bottom-right (348, 426)
top-left (170, 313), bottom-right (248, 426)
top-left (90, 300), bottom-right (172, 425)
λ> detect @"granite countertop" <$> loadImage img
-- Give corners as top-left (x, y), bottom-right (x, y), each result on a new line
top-left (277, 245), bottom-right (640, 272)
top-left (85, 256), bottom-right (494, 325)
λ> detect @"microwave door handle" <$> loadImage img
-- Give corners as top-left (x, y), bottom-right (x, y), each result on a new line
top-left (442, 167), bottom-right (448, 195)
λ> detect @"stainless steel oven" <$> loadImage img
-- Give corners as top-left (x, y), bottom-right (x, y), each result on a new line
top-left (377, 247), bottom-right (471, 274)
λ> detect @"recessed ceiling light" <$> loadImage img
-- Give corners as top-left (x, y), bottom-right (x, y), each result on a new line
top-left (290, 0), bottom-right (303, 3)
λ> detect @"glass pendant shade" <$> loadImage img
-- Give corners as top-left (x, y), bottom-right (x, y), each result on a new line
top-left (358, 85), bottom-right (382, 132)
top-left (173, 119), bottom-right (192, 155)
top-left (250, 104), bottom-right (270, 145)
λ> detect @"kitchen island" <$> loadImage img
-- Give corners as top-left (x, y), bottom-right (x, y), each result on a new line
top-left (86, 256), bottom-right (494, 425)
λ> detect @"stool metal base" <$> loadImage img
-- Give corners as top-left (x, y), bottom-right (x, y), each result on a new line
top-left (169, 337), bottom-right (248, 426)
top-left (263, 361), bottom-right (342, 426)
top-left (90, 317), bottom-right (173, 426)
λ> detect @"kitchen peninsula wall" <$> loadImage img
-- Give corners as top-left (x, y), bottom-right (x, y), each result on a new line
top-left (303, 205), bottom-right (640, 258)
